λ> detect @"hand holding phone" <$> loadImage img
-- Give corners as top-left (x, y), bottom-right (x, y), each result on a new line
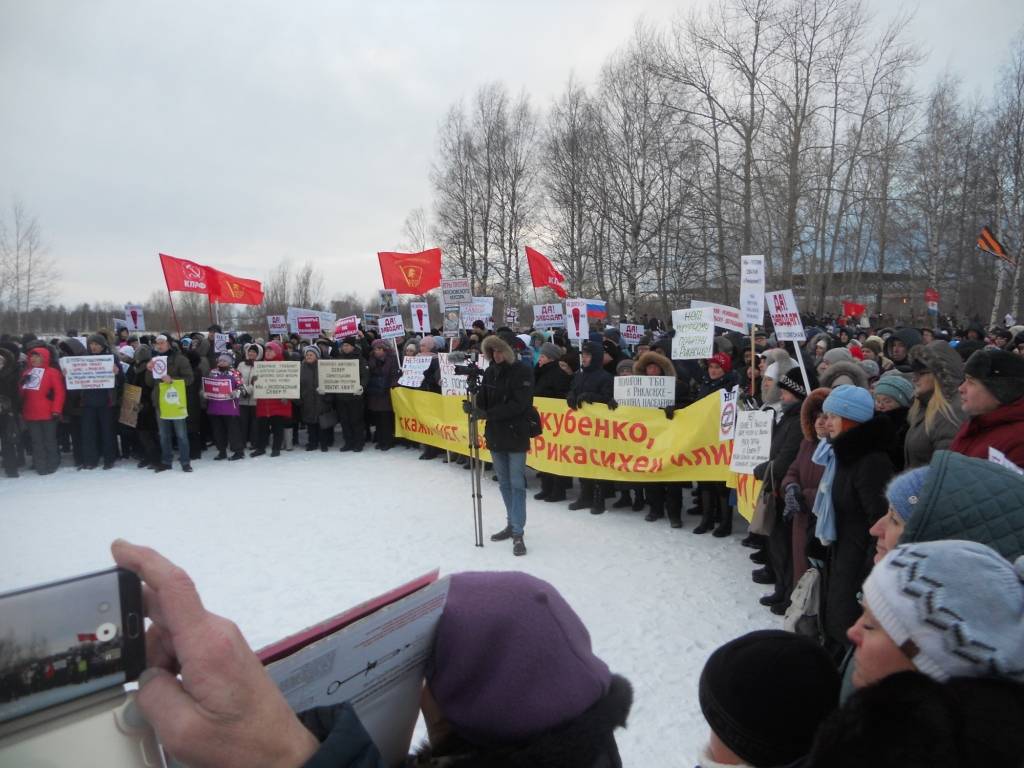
top-left (111, 540), bottom-right (319, 768)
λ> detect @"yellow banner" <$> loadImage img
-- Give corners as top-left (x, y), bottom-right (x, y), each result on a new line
top-left (393, 389), bottom-right (739, 484)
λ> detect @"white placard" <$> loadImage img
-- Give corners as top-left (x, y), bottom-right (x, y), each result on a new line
top-left (621, 323), bottom-right (644, 345)
top-left (253, 361), bottom-right (300, 399)
top-left (533, 303), bottom-right (564, 330)
top-left (438, 353), bottom-right (489, 397)
top-left (765, 289), bottom-right (805, 342)
top-left (319, 359), bottom-right (361, 394)
top-left (691, 300), bottom-right (747, 334)
top-left (440, 278), bottom-right (472, 306)
top-left (441, 307), bottom-right (461, 338)
top-left (613, 376), bottom-right (676, 408)
top-left (671, 308), bottom-right (714, 360)
top-left (63, 355), bottom-right (116, 390)
top-left (214, 333), bottom-right (230, 353)
top-left (719, 386), bottom-right (739, 441)
top-left (989, 446), bottom-right (1024, 474)
top-left (739, 255), bottom-right (765, 326)
top-left (150, 356), bottom-right (168, 380)
top-left (22, 367), bottom-right (43, 391)
top-left (267, 314), bottom-right (289, 336)
top-left (461, 300), bottom-right (492, 331)
top-left (729, 409), bottom-right (774, 474)
top-left (378, 314), bottom-right (406, 340)
top-left (124, 304), bottom-right (145, 331)
top-left (398, 355), bottom-right (434, 387)
top-left (409, 302), bottom-right (430, 334)
top-left (565, 299), bottom-right (589, 341)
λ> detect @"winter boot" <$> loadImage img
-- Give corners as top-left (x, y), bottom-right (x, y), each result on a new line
top-left (229, 452), bottom-right (244, 461)
top-left (712, 497), bottom-right (733, 538)
top-left (752, 567), bottom-right (776, 585)
top-left (750, 549), bottom-right (768, 564)
top-left (568, 481), bottom-right (593, 511)
top-left (590, 492), bottom-right (606, 515)
top-left (631, 487), bottom-right (646, 512)
top-left (512, 535), bottom-right (527, 556)
top-left (612, 490), bottom-right (633, 509)
top-left (490, 525), bottom-right (514, 542)
top-left (686, 488), bottom-right (704, 517)
top-left (692, 488), bottom-right (716, 534)
top-left (534, 474), bottom-right (552, 501)
top-left (214, 451), bottom-right (228, 461)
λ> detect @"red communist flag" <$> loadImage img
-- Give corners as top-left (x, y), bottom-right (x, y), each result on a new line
top-left (210, 269), bottom-right (264, 305)
top-left (525, 246), bottom-right (567, 298)
top-left (159, 253), bottom-right (215, 295)
top-left (842, 301), bottom-right (866, 318)
top-left (377, 248), bottom-right (442, 294)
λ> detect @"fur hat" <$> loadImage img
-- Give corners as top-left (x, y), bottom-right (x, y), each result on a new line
top-left (908, 341), bottom-right (964, 400)
top-left (633, 351), bottom-right (675, 377)
top-left (481, 334), bottom-right (514, 362)
top-left (800, 387), bottom-right (831, 440)
top-left (963, 349), bottom-right (1024, 405)
top-left (820, 360), bottom-right (869, 390)
top-left (822, 347), bottom-right (853, 366)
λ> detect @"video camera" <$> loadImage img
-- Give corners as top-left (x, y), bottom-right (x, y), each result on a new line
top-left (448, 352), bottom-right (484, 393)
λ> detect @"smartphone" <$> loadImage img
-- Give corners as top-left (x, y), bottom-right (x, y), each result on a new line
top-left (0, 567), bottom-right (145, 727)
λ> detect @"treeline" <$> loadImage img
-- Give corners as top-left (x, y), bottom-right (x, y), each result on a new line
top-left (423, 0), bottom-right (1024, 325)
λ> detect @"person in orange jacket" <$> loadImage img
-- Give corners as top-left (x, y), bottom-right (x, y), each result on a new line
top-left (20, 346), bottom-right (65, 474)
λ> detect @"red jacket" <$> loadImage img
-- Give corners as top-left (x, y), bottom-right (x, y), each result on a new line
top-left (950, 396), bottom-right (1024, 467)
top-left (20, 347), bottom-right (66, 421)
top-left (254, 341), bottom-right (294, 419)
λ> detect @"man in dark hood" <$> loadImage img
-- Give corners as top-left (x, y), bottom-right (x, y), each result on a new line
top-left (883, 328), bottom-right (922, 372)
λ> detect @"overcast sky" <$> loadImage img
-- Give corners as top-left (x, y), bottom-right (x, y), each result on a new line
top-left (2, 0), bottom-right (1022, 308)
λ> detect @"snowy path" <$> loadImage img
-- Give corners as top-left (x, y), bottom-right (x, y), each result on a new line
top-left (1, 446), bottom-right (780, 765)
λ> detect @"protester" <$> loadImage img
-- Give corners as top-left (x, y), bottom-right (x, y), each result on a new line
top-left (203, 352), bottom-right (245, 461)
top-left (883, 328), bottom-right (922, 372)
top-left (251, 340), bottom-right (292, 458)
top-left (474, 332), bottom-right (535, 556)
top-left (950, 348), bottom-right (1024, 465)
top-left (78, 333), bottom-right (124, 470)
top-left (237, 342), bottom-right (262, 448)
top-left (696, 630), bottom-right (839, 768)
top-left (334, 336), bottom-right (368, 453)
top-left (903, 341), bottom-right (965, 468)
top-left (692, 353), bottom-right (737, 536)
top-left (634, 350), bottom-right (685, 526)
top-left (299, 345), bottom-right (335, 452)
top-left (0, 344), bottom-right (20, 477)
top-left (872, 372), bottom-right (912, 471)
top-left (567, 337), bottom-right (615, 515)
top-left (532, 341), bottom-right (572, 503)
top-left (366, 339), bottom-right (400, 451)
top-left (19, 346), bottom-right (65, 475)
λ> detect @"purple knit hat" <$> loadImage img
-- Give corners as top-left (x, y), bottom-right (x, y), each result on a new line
top-left (427, 571), bottom-right (611, 744)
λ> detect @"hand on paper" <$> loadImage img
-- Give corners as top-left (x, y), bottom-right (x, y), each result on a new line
top-left (110, 540), bottom-right (319, 768)
top-left (161, 375), bottom-right (172, 384)
top-left (607, 399), bottom-right (619, 411)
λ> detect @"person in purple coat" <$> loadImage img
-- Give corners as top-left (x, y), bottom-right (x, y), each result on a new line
top-left (203, 353), bottom-right (245, 461)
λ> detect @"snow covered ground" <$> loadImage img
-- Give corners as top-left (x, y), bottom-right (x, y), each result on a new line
top-left (1, 443), bottom-right (780, 765)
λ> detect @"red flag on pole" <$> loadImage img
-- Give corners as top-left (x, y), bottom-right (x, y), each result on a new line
top-left (210, 270), bottom-right (264, 305)
top-left (159, 253), bottom-right (215, 294)
top-left (525, 246), bottom-right (567, 298)
top-left (842, 301), bottom-right (867, 318)
top-left (377, 248), bottom-right (442, 294)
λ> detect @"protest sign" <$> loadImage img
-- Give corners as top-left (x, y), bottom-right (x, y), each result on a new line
top-left (150, 356), bottom-right (168, 380)
top-left (438, 353), bottom-right (489, 397)
top-left (22, 368), bottom-right (43, 391)
top-left (253, 361), bottom-right (300, 399)
top-left (119, 383), bottom-right (142, 427)
top-left (333, 315), bottom-right (359, 340)
top-left (124, 304), bottom-right (145, 331)
top-left (410, 302), bottom-right (430, 334)
top-left (719, 386), bottom-right (739, 441)
top-left (765, 289), bottom-right (805, 342)
top-left (393, 389), bottom-right (735, 483)
top-left (398, 355), bottom-right (434, 387)
top-left (319, 359), bottom-right (361, 394)
top-left (460, 301), bottom-right (491, 330)
top-left (739, 255), bottom-right (765, 326)
top-left (267, 314), bottom-right (289, 336)
top-left (691, 300), bottom-right (747, 334)
top-left (565, 299), bottom-right (589, 341)
top-left (63, 355), bottom-right (116, 390)
top-left (441, 307), bottom-right (461, 338)
top-left (203, 377), bottom-right (233, 401)
top-left (533, 303), bottom-right (564, 330)
top-left (363, 313), bottom-right (380, 331)
top-left (729, 410), bottom-right (774, 474)
top-left (613, 376), bottom-right (676, 408)
top-left (286, 307), bottom-right (335, 336)
top-left (504, 306), bottom-right (519, 328)
top-left (296, 315), bottom-right (321, 337)
top-left (671, 308), bottom-right (714, 360)
top-left (158, 380), bottom-right (188, 420)
top-left (214, 333), bottom-right (230, 353)
top-left (379, 314), bottom-right (406, 340)
top-left (378, 289), bottom-right (399, 314)
top-left (441, 278), bottom-right (472, 306)
top-left (620, 323), bottom-right (644, 345)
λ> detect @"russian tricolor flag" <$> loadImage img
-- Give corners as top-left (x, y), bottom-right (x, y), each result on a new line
top-left (585, 299), bottom-right (607, 319)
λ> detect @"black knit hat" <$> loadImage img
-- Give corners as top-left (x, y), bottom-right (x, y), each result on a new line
top-left (964, 349), bottom-right (1024, 405)
top-left (776, 365), bottom-right (808, 400)
top-left (699, 630), bottom-right (839, 767)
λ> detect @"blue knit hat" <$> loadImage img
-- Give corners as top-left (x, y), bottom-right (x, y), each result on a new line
top-left (863, 540), bottom-right (1024, 683)
top-left (874, 374), bottom-right (914, 408)
top-left (884, 467), bottom-right (929, 522)
top-left (822, 384), bottom-right (874, 423)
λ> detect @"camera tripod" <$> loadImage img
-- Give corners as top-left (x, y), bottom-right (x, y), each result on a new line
top-left (464, 386), bottom-right (485, 548)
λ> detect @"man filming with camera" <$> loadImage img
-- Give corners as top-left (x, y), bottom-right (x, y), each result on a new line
top-left (463, 331), bottom-right (535, 556)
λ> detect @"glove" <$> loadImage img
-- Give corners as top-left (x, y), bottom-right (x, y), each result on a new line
top-left (231, 389), bottom-right (241, 399)
top-left (566, 395), bottom-right (578, 410)
top-left (607, 399), bottom-right (618, 411)
top-left (663, 405), bottom-right (675, 420)
top-left (462, 400), bottom-right (474, 415)
top-left (576, 395), bottom-right (591, 406)
top-left (783, 483), bottom-right (801, 520)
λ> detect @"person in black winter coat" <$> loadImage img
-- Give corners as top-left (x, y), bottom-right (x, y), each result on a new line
top-left (79, 333), bottom-right (125, 470)
top-left (693, 353), bottom-right (738, 536)
top-left (883, 327), bottom-right (922, 373)
top-left (473, 333), bottom-right (535, 556)
top-left (0, 344), bottom-right (21, 477)
top-left (334, 337), bottom-right (369, 452)
top-left (567, 338), bottom-right (615, 515)
top-left (752, 366), bottom-right (808, 614)
top-left (533, 342), bottom-right (573, 503)
top-left (417, 337), bottom-right (444, 460)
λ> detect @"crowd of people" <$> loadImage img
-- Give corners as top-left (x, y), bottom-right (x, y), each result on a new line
top-left (4, 312), bottom-right (1024, 765)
